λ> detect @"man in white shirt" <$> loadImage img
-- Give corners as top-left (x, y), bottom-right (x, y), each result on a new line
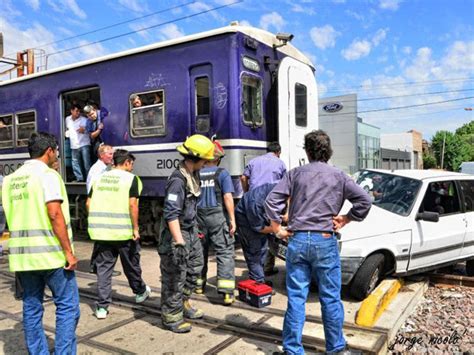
top-left (86, 144), bottom-right (120, 276)
top-left (66, 104), bottom-right (91, 182)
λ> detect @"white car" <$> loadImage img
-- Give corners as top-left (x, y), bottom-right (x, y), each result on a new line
top-left (271, 169), bottom-right (474, 300)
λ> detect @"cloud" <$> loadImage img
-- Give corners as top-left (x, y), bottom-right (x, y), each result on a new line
top-left (379, 0), bottom-right (402, 11)
top-left (342, 40), bottom-right (372, 60)
top-left (117, 0), bottom-right (148, 13)
top-left (47, 0), bottom-right (86, 19)
top-left (239, 20), bottom-right (252, 27)
top-left (404, 47), bottom-right (435, 81)
top-left (189, 2), bottom-right (226, 22)
top-left (402, 46), bottom-right (412, 55)
top-left (341, 28), bottom-right (388, 60)
top-left (372, 28), bottom-right (387, 46)
top-left (290, 3), bottom-right (315, 15)
top-left (310, 25), bottom-right (340, 50)
top-left (159, 24), bottom-right (185, 40)
top-left (259, 12), bottom-right (285, 32)
top-left (25, 0), bottom-right (40, 10)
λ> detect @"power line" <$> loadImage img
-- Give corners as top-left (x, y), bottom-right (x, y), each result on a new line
top-left (0, 1), bottom-right (196, 70)
top-left (324, 77), bottom-right (474, 93)
top-left (321, 88), bottom-right (474, 103)
top-left (319, 96), bottom-right (474, 116)
top-left (47, 0), bottom-right (243, 57)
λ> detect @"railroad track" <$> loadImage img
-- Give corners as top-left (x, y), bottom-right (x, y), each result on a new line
top-left (427, 273), bottom-right (474, 287)
top-left (0, 270), bottom-right (388, 354)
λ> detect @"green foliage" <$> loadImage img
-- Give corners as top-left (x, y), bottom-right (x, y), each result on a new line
top-left (456, 120), bottom-right (474, 161)
top-left (431, 130), bottom-right (471, 171)
top-left (423, 154), bottom-right (437, 169)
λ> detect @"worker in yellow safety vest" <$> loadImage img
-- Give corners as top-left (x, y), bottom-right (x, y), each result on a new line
top-left (87, 149), bottom-right (150, 320)
top-left (2, 132), bottom-right (80, 355)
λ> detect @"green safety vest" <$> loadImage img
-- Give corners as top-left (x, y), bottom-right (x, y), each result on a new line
top-left (2, 162), bottom-right (73, 272)
top-left (88, 169), bottom-right (142, 241)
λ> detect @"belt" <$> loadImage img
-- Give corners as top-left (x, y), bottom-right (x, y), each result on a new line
top-left (294, 230), bottom-right (338, 239)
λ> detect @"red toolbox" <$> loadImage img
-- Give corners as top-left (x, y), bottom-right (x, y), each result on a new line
top-left (237, 279), bottom-right (272, 308)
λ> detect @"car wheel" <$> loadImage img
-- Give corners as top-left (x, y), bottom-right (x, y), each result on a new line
top-left (350, 253), bottom-right (385, 301)
top-left (466, 259), bottom-right (474, 276)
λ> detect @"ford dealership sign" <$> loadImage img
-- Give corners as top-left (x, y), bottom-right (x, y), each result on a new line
top-left (323, 102), bottom-right (343, 113)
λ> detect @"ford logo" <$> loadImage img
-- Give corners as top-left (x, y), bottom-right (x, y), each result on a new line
top-left (323, 102), bottom-right (343, 113)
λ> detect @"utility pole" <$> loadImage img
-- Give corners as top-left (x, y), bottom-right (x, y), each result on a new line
top-left (440, 131), bottom-right (446, 170)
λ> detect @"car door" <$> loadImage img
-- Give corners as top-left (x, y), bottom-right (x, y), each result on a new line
top-left (458, 179), bottom-right (474, 257)
top-left (409, 180), bottom-right (466, 270)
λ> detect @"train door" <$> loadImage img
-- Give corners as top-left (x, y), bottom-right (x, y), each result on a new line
top-left (277, 57), bottom-right (318, 169)
top-left (190, 64), bottom-right (213, 135)
top-left (60, 87), bottom-right (101, 183)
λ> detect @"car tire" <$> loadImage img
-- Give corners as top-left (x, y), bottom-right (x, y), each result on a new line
top-left (350, 253), bottom-right (385, 301)
top-left (466, 259), bottom-right (474, 276)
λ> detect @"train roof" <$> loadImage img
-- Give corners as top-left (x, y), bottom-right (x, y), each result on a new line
top-left (0, 24), bottom-right (314, 87)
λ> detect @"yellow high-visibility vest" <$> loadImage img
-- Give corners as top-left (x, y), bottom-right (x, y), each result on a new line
top-left (2, 162), bottom-right (72, 272)
top-left (88, 169), bottom-right (142, 241)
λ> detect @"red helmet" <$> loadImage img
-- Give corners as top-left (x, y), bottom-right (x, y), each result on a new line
top-left (213, 140), bottom-right (225, 160)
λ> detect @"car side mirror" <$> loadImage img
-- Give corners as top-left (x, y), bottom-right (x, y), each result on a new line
top-left (415, 211), bottom-right (439, 222)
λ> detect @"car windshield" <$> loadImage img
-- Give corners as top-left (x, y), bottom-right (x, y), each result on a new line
top-left (355, 170), bottom-right (422, 216)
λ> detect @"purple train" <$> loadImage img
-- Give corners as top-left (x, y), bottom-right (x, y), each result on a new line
top-left (0, 24), bottom-right (318, 235)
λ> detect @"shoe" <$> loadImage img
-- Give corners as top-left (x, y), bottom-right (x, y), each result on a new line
top-left (264, 267), bottom-right (279, 276)
top-left (163, 320), bottom-right (192, 333)
top-left (264, 280), bottom-right (276, 295)
top-left (95, 307), bottom-right (108, 319)
top-left (194, 287), bottom-right (203, 294)
top-left (223, 293), bottom-right (234, 306)
top-left (331, 347), bottom-right (362, 355)
top-left (112, 270), bottom-right (121, 277)
top-left (89, 267), bottom-right (97, 274)
top-left (183, 299), bottom-right (204, 319)
top-left (136, 285), bottom-right (151, 303)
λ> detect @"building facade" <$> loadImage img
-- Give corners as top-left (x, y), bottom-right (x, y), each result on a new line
top-left (380, 130), bottom-right (423, 169)
top-left (319, 94), bottom-right (380, 174)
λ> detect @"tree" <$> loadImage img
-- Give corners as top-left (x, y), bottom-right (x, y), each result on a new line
top-left (455, 120), bottom-right (474, 161)
top-left (423, 153), bottom-right (437, 169)
top-left (431, 130), bottom-right (471, 171)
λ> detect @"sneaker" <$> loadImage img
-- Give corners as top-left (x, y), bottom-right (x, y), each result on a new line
top-left (183, 299), bottom-right (204, 319)
top-left (223, 293), bottom-right (234, 306)
top-left (95, 307), bottom-right (108, 319)
top-left (194, 287), bottom-right (203, 294)
top-left (112, 270), bottom-right (122, 277)
top-left (136, 285), bottom-right (151, 303)
top-left (163, 320), bottom-right (192, 333)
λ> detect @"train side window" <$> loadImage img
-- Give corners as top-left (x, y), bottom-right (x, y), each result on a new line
top-left (295, 83), bottom-right (307, 127)
top-left (0, 115), bottom-right (14, 149)
top-left (195, 76), bottom-right (210, 133)
top-left (16, 111), bottom-right (36, 147)
top-left (129, 90), bottom-right (165, 138)
top-left (242, 75), bottom-right (263, 126)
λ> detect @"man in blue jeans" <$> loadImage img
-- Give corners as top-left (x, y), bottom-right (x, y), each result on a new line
top-left (2, 132), bottom-right (80, 354)
top-left (235, 183), bottom-right (277, 284)
top-left (265, 130), bottom-right (371, 354)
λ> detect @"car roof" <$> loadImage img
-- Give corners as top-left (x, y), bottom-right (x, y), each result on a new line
top-left (362, 169), bottom-right (472, 181)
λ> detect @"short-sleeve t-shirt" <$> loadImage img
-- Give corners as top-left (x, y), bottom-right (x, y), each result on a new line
top-left (21, 160), bottom-right (64, 203)
top-left (198, 166), bottom-right (234, 209)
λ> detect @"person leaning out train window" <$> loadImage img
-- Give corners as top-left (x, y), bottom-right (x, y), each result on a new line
top-left (84, 103), bottom-right (108, 163)
top-left (130, 94), bottom-right (143, 108)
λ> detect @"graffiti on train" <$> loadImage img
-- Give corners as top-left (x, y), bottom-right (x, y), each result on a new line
top-left (0, 161), bottom-right (24, 176)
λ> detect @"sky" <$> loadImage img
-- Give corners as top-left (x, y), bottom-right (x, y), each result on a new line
top-left (0, 0), bottom-right (473, 140)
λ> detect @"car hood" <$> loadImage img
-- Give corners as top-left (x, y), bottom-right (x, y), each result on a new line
top-left (338, 202), bottom-right (409, 241)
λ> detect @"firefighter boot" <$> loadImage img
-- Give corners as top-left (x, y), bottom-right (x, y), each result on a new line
top-left (183, 299), bottom-right (204, 319)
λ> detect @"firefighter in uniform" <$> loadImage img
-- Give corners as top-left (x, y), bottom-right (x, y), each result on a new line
top-left (2, 132), bottom-right (80, 354)
top-left (87, 149), bottom-right (151, 319)
top-left (158, 134), bottom-right (214, 333)
top-left (196, 140), bottom-right (236, 305)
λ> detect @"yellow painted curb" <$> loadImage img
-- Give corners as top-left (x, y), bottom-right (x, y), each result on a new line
top-left (356, 279), bottom-right (403, 327)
